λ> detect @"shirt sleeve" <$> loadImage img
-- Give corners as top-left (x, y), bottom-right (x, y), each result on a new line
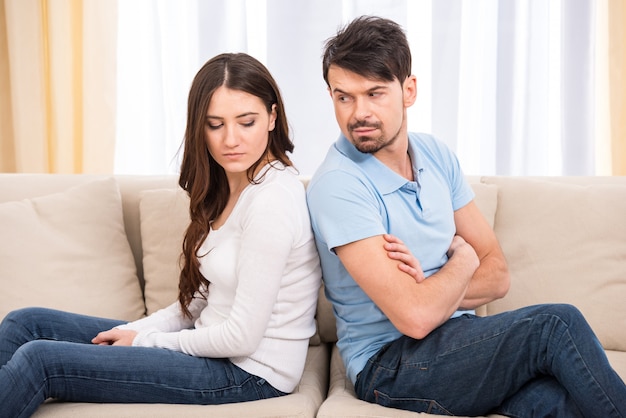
top-left (443, 153), bottom-right (473, 211)
top-left (307, 169), bottom-right (386, 253)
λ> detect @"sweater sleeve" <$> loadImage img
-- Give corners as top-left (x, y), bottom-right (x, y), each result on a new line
top-left (117, 295), bottom-right (205, 333)
top-left (132, 178), bottom-right (303, 358)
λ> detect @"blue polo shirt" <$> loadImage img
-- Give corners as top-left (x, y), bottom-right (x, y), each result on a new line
top-left (306, 132), bottom-right (474, 384)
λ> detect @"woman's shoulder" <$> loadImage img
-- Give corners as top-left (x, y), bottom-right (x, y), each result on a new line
top-left (257, 161), bottom-right (302, 189)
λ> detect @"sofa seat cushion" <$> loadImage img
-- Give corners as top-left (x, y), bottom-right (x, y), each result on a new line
top-left (32, 343), bottom-right (330, 418)
top-left (483, 177), bottom-right (626, 352)
top-left (606, 350), bottom-right (626, 382)
top-left (0, 177), bottom-right (144, 321)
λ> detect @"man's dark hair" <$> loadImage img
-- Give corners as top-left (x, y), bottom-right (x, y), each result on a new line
top-left (322, 15), bottom-right (412, 86)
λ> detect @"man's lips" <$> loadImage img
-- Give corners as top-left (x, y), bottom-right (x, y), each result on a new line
top-left (352, 127), bottom-right (378, 136)
top-left (350, 122), bottom-right (380, 133)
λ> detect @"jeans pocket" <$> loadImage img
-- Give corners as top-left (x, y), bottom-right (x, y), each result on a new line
top-left (374, 390), bottom-right (453, 416)
top-left (253, 376), bottom-right (287, 399)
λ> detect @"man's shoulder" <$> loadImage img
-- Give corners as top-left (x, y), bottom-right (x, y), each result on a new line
top-left (409, 132), bottom-right (452, 154)
top-left (307, 163), bottom-right (371, 204)
top-left (409, 132), bottom-right (462, 175)
top-left (308, 145), bottom-right (363, 191)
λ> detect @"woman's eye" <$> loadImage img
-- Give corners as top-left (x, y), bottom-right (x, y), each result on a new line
top-left (242, 120), bottom-right (255, 127)
top-left (205, 119), bottom-right (224, 130)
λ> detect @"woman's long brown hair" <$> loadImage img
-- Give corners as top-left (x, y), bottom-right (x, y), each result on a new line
top-left (177, 53), bottom-right (294, 319)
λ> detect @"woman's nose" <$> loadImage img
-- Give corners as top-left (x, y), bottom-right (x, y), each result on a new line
top-left (223, 126), bottom-right (239, 147)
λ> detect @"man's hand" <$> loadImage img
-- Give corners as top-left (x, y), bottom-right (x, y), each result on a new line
top-left (447, 234), bottom-right (480, 272)
top-left (383, 234), bottom-right (425, 283)
top-left (92, 328), bottom-right (138, 346)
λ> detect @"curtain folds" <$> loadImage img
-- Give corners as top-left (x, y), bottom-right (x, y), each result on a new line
top-left (0, 0), bottom-right (15, 172)
top-left (609, 0), bottom-right (626, 175)
top-left (0, 0), bottom-right (117, 173)
top-left (112, 0), bottom-right (622, 177)
top-left (0, 0), bottom-right (624, 176)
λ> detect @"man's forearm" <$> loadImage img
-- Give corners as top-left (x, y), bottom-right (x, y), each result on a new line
top-left (422, 236), bottom-right (480, 324)
top-left (459, 250), bottom-right (510, 310)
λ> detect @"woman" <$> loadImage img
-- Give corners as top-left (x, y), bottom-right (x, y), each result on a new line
top-left (0, 53), bottom-right (321, 417)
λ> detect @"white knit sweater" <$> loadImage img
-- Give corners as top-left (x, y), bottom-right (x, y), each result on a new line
top-left (119, 163), bottom-right (321, 393)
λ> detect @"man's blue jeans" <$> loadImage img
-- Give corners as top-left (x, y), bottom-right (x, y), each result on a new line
top-left (354, 304), bottom-right (626, 417)
top-left (0, 307), bottom-right (286, 418)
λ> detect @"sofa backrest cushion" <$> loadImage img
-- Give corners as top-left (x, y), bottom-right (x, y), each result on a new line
top-left (115, 175), bottom-right (180, 285)
top-left (0, 177), bottom-right (145, 321)
top-left (483, 177), bottom-right (626, 351)
top-left (139, 188), bottom-right (191, 314)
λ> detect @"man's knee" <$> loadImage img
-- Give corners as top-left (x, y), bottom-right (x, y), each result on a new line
top-left (541, 303), bottom-right (586, 326)
top-left (530, 304), bottom-right (597, 342)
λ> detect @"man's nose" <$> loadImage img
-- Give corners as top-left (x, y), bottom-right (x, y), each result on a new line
top-left (353, 97), bottom-right (372, 120)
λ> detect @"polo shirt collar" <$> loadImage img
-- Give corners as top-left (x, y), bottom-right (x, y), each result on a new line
top-left (335, 134), bottom-right (421, 194)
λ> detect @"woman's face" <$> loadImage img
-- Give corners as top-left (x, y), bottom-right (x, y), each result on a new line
top-left (204, 86), bottom-right (277, 178)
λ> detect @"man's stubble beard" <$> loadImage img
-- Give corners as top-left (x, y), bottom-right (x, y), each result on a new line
top-left (350, 123), bottom-right (403, 154)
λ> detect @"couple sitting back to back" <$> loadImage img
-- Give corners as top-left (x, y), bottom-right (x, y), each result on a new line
top-left (1, 15), bottom-right (624, 418)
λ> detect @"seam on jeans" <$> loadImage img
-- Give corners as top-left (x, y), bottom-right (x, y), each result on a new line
top-left (47, 373), bottom-right (255, 395)
top-left (433, 317), bottom-right (534, 359)
top-left (555, 323), bottom-right (620, 415)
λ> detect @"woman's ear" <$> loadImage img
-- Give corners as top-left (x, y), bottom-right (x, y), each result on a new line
top-left (269, 103), bottom-right (278, 131)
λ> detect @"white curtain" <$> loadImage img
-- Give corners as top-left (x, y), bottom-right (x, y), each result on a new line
top-left (114, 0), bottom-right (604, 176)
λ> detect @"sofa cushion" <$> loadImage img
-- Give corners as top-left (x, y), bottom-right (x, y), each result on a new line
top-left (484, 178), bottom-right (626, 351)
top-left (0, 178), bottom-right (144, 321)
top-left (139, 188), bottom-right (190, 314)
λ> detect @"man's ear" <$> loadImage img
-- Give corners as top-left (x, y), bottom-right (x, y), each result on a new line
top-left (269, 103), bottom-right (277, 131)
top-left (403, 75), bottom-right (417, 108)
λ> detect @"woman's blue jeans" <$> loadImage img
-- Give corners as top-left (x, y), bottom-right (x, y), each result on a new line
top-left (355, 304), bottom-right (626, 417)
top-left (0, 307), bottom-right (286, 418)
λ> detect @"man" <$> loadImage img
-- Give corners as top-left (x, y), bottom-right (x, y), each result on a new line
top-left (306, 15), bottom-right (626, 417)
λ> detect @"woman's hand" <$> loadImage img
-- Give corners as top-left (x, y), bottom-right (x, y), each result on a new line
top-left (383, 234), bottom-right (425, 283)
top-left (92, 328), bottom-right (138, 346)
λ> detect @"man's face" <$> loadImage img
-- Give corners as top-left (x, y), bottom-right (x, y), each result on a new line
top-left (327, 65), bottom-right (412, 154)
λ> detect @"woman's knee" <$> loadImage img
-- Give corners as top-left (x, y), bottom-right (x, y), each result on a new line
top-left (3, 307), bottom-right (55, 326)
top-left (3, 340), bottom-right (54, 381)
top-left (15, 340), bottom-right (54, 363)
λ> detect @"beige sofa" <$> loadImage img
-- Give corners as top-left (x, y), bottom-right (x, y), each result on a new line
top-left (0, 173), bottom-right (624, 417)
